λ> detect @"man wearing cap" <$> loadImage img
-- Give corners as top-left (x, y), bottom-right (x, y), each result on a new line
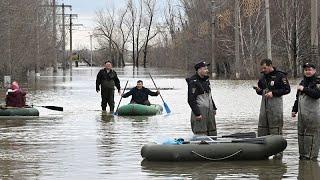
top-left (254, 59), bottom-right (290, 159)
top-left (96, 61), bottom-right (121, 112)
top-left (186, 61), bottom-right (217, 136)
top-left (292, 62), bottom-right (320, 161)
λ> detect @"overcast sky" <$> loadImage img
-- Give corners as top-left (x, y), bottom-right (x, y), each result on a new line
top-left (59, 0), bottom-right (127, 50)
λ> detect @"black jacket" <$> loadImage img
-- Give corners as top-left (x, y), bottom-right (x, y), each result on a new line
top-left (122, 87), bottom-right (158, 104)
top-left (96, 69), bottom-right (120, 91)
top-left (292, 75), bottom-right (320, 112)
top-left (256, 68), bottom-right (290, 97)
top-left (186, 74), bottom-right (217, 116)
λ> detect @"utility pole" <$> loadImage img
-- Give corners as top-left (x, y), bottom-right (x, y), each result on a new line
top-left (62, 3), bottom-right (66, 70)
top-left (265, 0), bottom-right (272, 60)
top-left (90, 35), bottom-right (93, 67)
top-left (52, 3), bottom-right (71, 70)
top-left (211, 0), bottom-right (217, 78)
top-left (311, 0), bottom-right (318, 66)
top-left (52, 0), bottom-right (58, 72)
top-left (235, 0), bottom-right (240, 79)
top-left (45, 1), bottom-right (71, 72)
top-left (67, 14), bottom-right (79, 71)
top-left (7, 0), bottom-right (12, 76)
top-left (36, 6), bottom-right (40, 75)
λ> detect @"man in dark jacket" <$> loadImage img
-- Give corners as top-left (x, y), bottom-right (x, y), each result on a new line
top-left (186, 61), bottom-right (217, 136)
top-left (292, 63), bottom-right (320, 161)
top-left (122, 80), bottom-right (159, 105)
top-left (254, 59), bottom-right (290, 159)
top-left (96, 61), bottom-right (121, 112)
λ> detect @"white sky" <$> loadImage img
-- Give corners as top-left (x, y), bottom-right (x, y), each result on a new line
top-left (59, 0), bottom-right (126, 50)
top-left (57, 0), bottom-right (172, 50)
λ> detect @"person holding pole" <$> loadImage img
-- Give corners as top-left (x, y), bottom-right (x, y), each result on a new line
top-left (122, 80), bottom-right (159, 106)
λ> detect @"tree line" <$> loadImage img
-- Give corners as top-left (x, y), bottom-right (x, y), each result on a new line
top-left (95, 0), bottom-right (318, 79)
top-left (148, 0), bottom-right (316, 78)
top-left (0, 0), bottom-right (59, 82)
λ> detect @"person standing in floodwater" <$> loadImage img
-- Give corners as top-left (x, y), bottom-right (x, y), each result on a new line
top-left (254, 59), bottom-right (290, 159)
top-left (292, 63), bottom-right (320, 161)
top-left (96, 61), bottom-right (121, 112)
top-left (186, 61), bottom-right (217, 136)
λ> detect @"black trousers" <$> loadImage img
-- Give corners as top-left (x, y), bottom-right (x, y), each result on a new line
top-left (101, 88), bottom-right (115, 111)
top-left (130, 99), bottom-right (151, 106)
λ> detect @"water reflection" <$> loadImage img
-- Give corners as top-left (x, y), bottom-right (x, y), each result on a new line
top-left (0, 67), bottom-right (309, 179)
top-left (298, 160), bottom-right (320, 180)
top-left (141, 160), bottom-right (287, 179)
top-left (0, 119), bottom-right (27, 128)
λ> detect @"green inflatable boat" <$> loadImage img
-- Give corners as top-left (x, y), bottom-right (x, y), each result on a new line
top-left (117, 104), bottom-right (163, 116)
top-left (141, 135), bottom-right (287, 161)
top-left (0, 106), bottom-right (39, 116)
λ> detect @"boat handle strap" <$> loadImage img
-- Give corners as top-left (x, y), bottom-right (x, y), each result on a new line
top-left (191, 149), bottom-right (242, 161)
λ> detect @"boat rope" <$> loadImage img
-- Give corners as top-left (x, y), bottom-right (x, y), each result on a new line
top-left (191, 149), bottom-right (242, 161)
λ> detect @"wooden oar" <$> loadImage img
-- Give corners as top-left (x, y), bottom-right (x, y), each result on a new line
top-left (114, 80), bottom-right (129, 115)
top-left (149, 73), bottom-right (171, 114)
top-left (33, 105), bottom-right (63, 111)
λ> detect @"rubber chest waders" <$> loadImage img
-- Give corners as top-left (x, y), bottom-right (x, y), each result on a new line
top-left (191, 93), bottom-right (217, 136)
top-left (298, 94), bottom-right (320, 160)
top-left (258, 89), bottom-right (283, 136)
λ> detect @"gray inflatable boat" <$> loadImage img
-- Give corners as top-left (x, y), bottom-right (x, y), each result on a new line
top-left (141, 135), bottom-right (287, 161)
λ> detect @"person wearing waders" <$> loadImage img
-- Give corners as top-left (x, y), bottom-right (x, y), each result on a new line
top-left (96, 61), bottom-right (121, 112)
top-left (254, 59), bottom-right (290, 159)
top-left (292, 63), bottom-right (320, 161)
top-left (186, 61), bottom-right (217, 136)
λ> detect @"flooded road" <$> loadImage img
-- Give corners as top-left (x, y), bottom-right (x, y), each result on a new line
top-left (0, 67), bottom-right (319, 179)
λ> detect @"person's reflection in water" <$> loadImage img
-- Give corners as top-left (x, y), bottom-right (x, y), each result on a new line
top-left (141, 160), bottom-right (287, 180)
top-left (100, 112), bottom-right (114, 122)
top-left (298, 160), bottom-right (320, 180)
top-left (258, 160), bottom-right (287, 180)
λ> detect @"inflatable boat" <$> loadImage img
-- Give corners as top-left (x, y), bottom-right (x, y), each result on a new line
top-left (0, 106), bottom-right (39, 116)
top-left (117, 104), bottom-right (163, 116)
top-left (141, 135), bottom-right (287, 161)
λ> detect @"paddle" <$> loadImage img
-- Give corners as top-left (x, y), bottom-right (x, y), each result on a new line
top-left (148, 73), bottom-right (171, 114)
top-left (114, 80), bottom-right (129, 115)
top-left (33, 105), bottom-right (63, 111)
top-left (189, 137), bottom-right (265, 144)
top-left (220, 132), bottom-right (256, 138)
top-left (192, 132), bottom-right (256, 141)
top-left (189, 132), bottom-right (264, 144)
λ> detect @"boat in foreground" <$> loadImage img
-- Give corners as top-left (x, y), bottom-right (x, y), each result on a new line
top-left (141, 135), bottom-right (287, 161)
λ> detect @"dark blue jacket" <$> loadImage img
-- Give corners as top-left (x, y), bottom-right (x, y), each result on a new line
top-left (256, 68), bottom-right (290, 97)
top-left (186, 74), bottom-right (217, 116)
top-left (292, 75), bottom-right (320, 112)
top-left (122, 87), bottom-right (158, 104)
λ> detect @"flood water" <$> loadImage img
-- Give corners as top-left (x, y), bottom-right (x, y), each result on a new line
top-left (0, 66), bottom-right (319, 179)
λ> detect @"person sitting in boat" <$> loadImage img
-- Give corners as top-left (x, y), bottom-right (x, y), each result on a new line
top-left (5, 81), bottom-right (27, 107)
top-left (121, 80), bottom-right (160, 106)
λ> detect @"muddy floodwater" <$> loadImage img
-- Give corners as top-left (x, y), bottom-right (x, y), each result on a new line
top-left (0, 67), bottom-right (319, 179)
